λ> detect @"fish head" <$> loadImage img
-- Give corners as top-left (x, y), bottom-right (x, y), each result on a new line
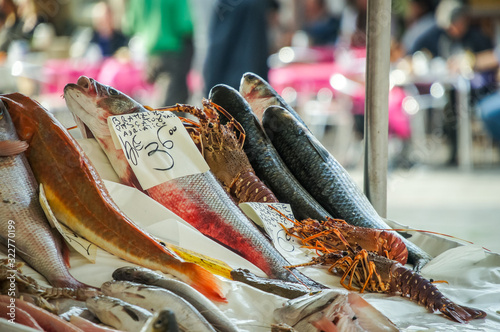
top-left (0, 93), bottom-right (45, 145)
top-left (64, 76), bottom-right (144, 141)
top-left (0, 99), bottom-right (15, 141)
top-left (148, 309), bottom-right (178, 332)
top-left (239, 72), bottom-right (278, 121)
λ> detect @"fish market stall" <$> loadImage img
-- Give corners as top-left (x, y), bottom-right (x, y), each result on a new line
top-left (1, 79), bottom-right (500, 332)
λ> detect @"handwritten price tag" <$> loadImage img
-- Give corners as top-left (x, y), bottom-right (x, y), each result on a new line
top-left (39, 184), bottom-right (97, 263)
top-left (108, 111), bottom-right (209, 189)
top-left (240, 202), bottom-right (313, 265)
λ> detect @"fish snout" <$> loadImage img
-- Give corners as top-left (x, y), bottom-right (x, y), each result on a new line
top-left (77, 76), bottom-right (97, 95)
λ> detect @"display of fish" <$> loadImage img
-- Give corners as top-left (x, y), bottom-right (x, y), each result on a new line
top-left (64, 76), bottom-right (324, 289)
top-left (101, 280), bottom-right (216, 332)
top-left (0, 295), bottom-right (83, 331)
top-left (112, 266), bottom-right (239, 332)
top-left (0, 100), bottom-right (84, 289)
top-left (1, 93), bottom-right (225, 303)
top-left (86, 295), bottom-right (152, 332)
top-left (262, 105), bottom-right (432, 270)
top-left (209, 84), bottom-right (331, 221)
top-left (274, 289), bottom-right (398, 332)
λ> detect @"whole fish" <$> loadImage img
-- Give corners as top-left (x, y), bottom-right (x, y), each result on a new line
top-left (239, 72), bottom-right (307, 127)
top-left (139, 309), bottom-right (179, 332)
top-left (86, 295), bottom-right (152, 332)
top-left (101, 280), bottom-right (216, 332)
top-left (0, 100), bottom-right (84, 289)
top-left (64, 76), bottom-right (324, 289)
top-left (261, 106), bottom-right (432, 270)
top-left (274, 290), bottom-right (398, 332)
top-left (113, 266), bottom-right (239, 332)
top-left (209, 84), bottom-right (331, 221)
top-left (1, 93), bottom-right (225, 303)
top-left (0, 295), bottom-right (83, 331)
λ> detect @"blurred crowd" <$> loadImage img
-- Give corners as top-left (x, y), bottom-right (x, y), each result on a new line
top-left (1, 0), bottom-right (500, 167)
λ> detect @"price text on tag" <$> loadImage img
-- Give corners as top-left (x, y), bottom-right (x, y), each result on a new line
top-left (108, 111), bottom-right (209, 189)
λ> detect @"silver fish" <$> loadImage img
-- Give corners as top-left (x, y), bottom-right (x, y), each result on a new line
top-left (86, 295), bottom-right (152, 332)
top-left (0, 99), bottom-right (84, 289)
top-left (101, 280), bottom-right (216, 332)
top-left (113, 266), bottom-right (239, 332)
top-left (274, 290), bottom-right (398, 332)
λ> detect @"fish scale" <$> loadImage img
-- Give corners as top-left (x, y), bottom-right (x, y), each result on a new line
top-left (261, 106), bottom-right (432, 270)
top-left (0, 101), bottom-right (83, 289)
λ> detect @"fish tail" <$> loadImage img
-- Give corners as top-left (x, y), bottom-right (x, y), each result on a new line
top-left (180, 262), bottom-right (227, 303)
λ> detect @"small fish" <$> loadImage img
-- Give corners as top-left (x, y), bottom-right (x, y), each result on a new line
top-left (274, 290), bottom-right (398, 332)
top-left (0, 295), bottom-right (83, 331)
top-left (113, 266), bottom-right (239, 332)
top-left (64, 76), bottom-right (323, 289)
top-left (139, 309), bottom-right (179, 332)
top-left (86, 295), bottom-right (152, 332)
top-left (1, 93), bottom-right (225, 303)
top-left (262, 105), bottom-right (432, 270)
top-left (209, 84), bottom-right (331, 221)
top-left (101, 280), bottom-right (216, 332)
top-left (0, 99), bottom-right (84, 289)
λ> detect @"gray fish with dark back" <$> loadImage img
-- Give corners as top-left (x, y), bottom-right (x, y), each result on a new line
top-left (86, 295), bottom-right (152, 332)
top-left (261, 105), bottom-right (432, 270)
top-left (113, 266), bottom-right (240, 332)
top-left (209, 84), bottom-right (331, 221)
top-left (0, 100), bottom-right (84, 289)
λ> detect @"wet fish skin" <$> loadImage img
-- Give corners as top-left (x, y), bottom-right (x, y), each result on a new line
top-left (139, 309), bottom-right (179, 332)
top-left (0, 295), bottom-right (83, 331)
top-left (239, 72), bottom-right (307, 127)
top-left (86, 295), bottom-right (152, 332)
top-left (113, 266), bottom-right (239, 332)
top-left (209, 84), bottom-right (331, 221)
top-left (274, 290), bottom-right (398, 332)
top-left (0, 100), bottom-right (84, 289)
top-left (64, 76), bottom-right (323, 289)
top-left (101, 280), bottom-right (216, 332)
top-left (261, 106), bottom-right (432, 270)
top-left (2, 93), bottom-right (225, 303)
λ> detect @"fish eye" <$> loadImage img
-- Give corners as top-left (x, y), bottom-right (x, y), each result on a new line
top-left (108, 87), bottom-right (119, 96)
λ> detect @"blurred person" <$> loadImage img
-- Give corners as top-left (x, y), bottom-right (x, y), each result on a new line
top-left (125, 0), bottom-right (194, 107)
top-left (401, 0), bottom-right (437, 53)
top-left (337, 0), bottom-right (367, 48)
top-left (203, 0), bottom-right (277, 94)
top-left (0, 0), bottom-right (41, 53)
top-left (302, 0), bottom-right (340, 46)
top-left (408, 0), bottom-right (494, 165)
top-left (90, 1), bottom-right (128, 57)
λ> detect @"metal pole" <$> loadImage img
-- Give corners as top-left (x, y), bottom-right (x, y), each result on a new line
top-left (363, 0), bottom-right (391, 218)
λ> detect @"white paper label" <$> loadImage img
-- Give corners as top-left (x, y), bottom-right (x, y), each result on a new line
top-left (239, 202), bottom-right (314, 265)
top-left (107, 111), bottom-right (209, 189)
top-left (39, 184), bottom-right (97, 263)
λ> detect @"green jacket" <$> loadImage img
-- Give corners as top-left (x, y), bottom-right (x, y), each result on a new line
top-left (125, 0), bottom-right (193, 55)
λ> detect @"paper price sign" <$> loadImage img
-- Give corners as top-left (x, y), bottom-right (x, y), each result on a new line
top-left (240, 202), bottom-right (312, 265)
top-left (108, 111), bottom-right (209, 189)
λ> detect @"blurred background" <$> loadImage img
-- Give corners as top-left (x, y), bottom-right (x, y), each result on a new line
top-left (1, 0), bottom-right (499, 252)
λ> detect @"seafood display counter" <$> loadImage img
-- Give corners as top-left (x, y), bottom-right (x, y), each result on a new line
top-left (1, 76), bottom-right (500, 331)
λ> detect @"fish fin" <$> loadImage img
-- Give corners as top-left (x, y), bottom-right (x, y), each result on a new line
top-left (182, 262), bottom-right (227, 303)
top-left (304, 132), bottom-right (332, 164)
top-left (0, 140), bottom-right (28, 156)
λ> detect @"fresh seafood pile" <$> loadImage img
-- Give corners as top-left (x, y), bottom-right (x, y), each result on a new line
top-left (1, 93), bottom-right (225, 303)
top-left (64, 76), bottom-right (323, 290)
top-left (209, 84), bottom-right (331, 221)
top-left (158, 99), bottom-right (278, 204)
top-left (0, 100), bottom-right (84, 289)
top-left (272, 208), bottom-right (408, 265)
top-left (286, 234), bottom-right (486, 323)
